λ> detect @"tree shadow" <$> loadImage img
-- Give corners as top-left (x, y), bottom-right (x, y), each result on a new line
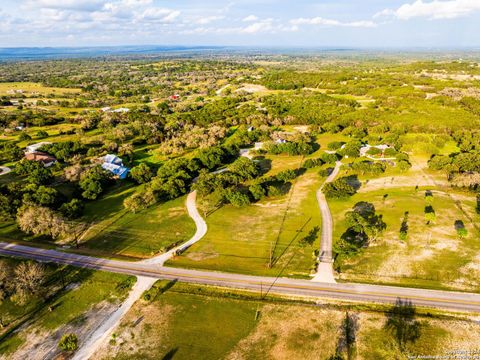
top-left (385, 299), bottom-right (421, 351)
top-left (299, 226), bottom-right (320, 247)
top-left (162, 347), bottom-right (179, 360)
top-left (345, 175), bottom-right (361, 191)
top-left (254, 157), bottom-right (272, 175)
top-left (336, 312), bottom-right (359, 360)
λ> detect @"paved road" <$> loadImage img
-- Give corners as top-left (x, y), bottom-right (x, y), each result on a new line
top-left (2, 242), bottom-right (480, 312)
top-left (312, 161), bottom-right (342, 283)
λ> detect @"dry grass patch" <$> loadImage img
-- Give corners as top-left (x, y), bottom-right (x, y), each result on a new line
top-left (227, 304), bottom-right (342, 360)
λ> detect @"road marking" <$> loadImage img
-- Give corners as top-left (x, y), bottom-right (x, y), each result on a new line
top-left (2, 246), bottom-right (480, 309)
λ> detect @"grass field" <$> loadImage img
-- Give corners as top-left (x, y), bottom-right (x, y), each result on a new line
top-left (96, 281), bottom-right (480, 360)
top-left (0, 257), bottom-right (134, 357)
top-left (330, 185), bottom-right (480, 291)
top-left (81, 184), bottom-right (196, 258)
top-left (168, 154), bottom-right (323, 277)
top-left (0, 82), bottom-right (81, 96)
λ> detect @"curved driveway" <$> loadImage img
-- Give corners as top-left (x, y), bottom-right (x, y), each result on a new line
top-left (141, 190), bottom-right (207, 265)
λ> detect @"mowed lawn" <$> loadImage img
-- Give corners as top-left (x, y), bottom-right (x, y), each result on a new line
top-left (168, 154), bottom-right (323, 278)
top-left (97, 281), bottom-right (480, 360)
top-left (330, 186), bottom-right (480, 291)
top-left (81, 184), bottom-right (196, 258)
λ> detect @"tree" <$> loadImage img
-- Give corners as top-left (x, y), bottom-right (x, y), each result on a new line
top-left (345, 202), bottom-right (386, 242)
top-left (249, 183), bottom-right (266, 201)
top-left (339, 140), bottom-right (362, 158)
top-left (224, 188), bottom-right (251, 207)
top-left (32, 185), bottom-right (58, 206)
top-left (36, 130), bottom-right (49, 138)
top-left (123, 189), bottom-right (156, 213)
top-left (130, 163), bottom-right (153, 184)
top-left (58, 333), bottom-right (78, 352)
top-left (17, 204), bottom-right (67, 239)
top-left (397, 160), bottom-right (411, 172)
top-left (13, 261), bottom-right (46, 303)
top-left (19, 132), bottom-right (32, 141)
top-left (323, 177), bottom-right (357, 199)
top-left (79, 166), bottom-right (111, 200)
top-left (59, 199), bottom-right (84, 219)
top-left (15, 159), bottom-right (53, 185)
top-left (275, 169), bottom-right (297, 182)
top-left (228, 157), bottom-right (260, 181)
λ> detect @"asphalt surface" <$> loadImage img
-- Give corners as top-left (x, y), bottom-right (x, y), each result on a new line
top-left (2, 242), bottom-right (480, 313)
top-left (317, 161), bottom-right (342, 263)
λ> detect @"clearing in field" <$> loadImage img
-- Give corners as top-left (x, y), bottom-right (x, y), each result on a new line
top-left (168, 154), bottom-right (323, 277)
top-left (0, 82), bottom-right (81, 96)
top-left (330, 186), bottom-right (480, 291)
top-left (80, 184), bottom-right (196, 258)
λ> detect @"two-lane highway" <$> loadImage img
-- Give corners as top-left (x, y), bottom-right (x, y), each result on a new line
top-left (2, 242), bottom-right (480, 312)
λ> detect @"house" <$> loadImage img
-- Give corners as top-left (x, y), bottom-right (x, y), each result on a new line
top-left (101, 106), bottom-right (111, 112)
top-left (103, 154), bottom-right (123, 166)
top-left (101, 162), bottom-right (129, 179)
top-left (275, 139), bottom-right (288, 144)
top-left (247, 126), bottom-right (255, 132)
top-left (101, 154), bottom-right (129, 179)
top-left (169, 94), bottom-right (180, 101)
top-left (24, 151), bottom-right (57, 167)
top-left (25, 142), bottom-right (52, 154)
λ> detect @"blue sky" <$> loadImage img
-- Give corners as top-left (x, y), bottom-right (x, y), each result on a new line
top-left (0, 0), bottom-right (479, 48)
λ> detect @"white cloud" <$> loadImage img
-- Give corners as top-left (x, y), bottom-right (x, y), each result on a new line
top-left (377, 0), bottom-right (480, 20)
top-left (32, 0), bottom-right (106, 12)
top-left (241, 21), bottom-right (272, 33)
top-left (194, 15), bottom-right (224, 24)
top-left (290, 17), bottom-right (377, 28)
top-left (242, 15), bottom-right (259, 22)
top-left (138, 8), bottom-right (180, 22)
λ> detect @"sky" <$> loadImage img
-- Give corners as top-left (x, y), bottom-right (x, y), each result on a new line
top-left (0, 0), bottom-right (479, 48)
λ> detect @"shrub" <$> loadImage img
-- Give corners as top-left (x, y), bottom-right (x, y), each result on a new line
top-left (19, 132), bottom-right (32, 141)
top-left (36, 130), bottom-right (49, 138)
top-left (327, 141), bottom-right (344, 151)
top-left (58, 333), bottom-right (78, 352)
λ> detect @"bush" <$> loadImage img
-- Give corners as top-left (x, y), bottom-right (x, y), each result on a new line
top-left (36, 130), bottom-right (49, 138)
top-left (327, 141), bottom-right (344, 151)
top-left (19, 132), bottom-right (32, 141)
top-left (58, 333), bottom-right (78, 352)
